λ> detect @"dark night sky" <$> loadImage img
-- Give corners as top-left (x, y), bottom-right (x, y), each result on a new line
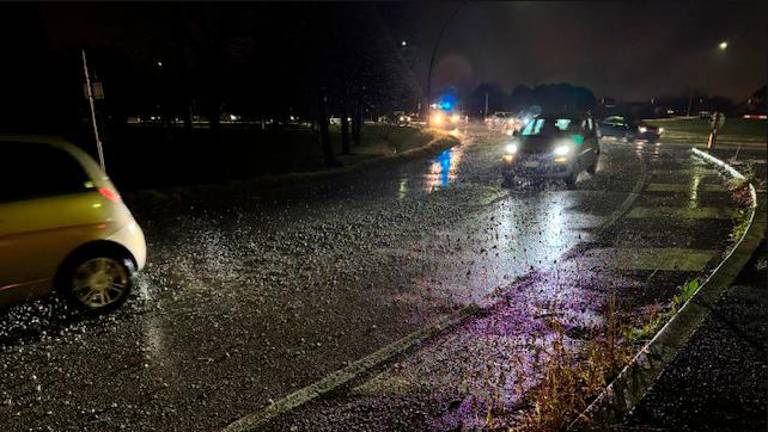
top-left (382, 1), bottom-right (767, 101)
top-left (0, 0), bottom-right (765, 126)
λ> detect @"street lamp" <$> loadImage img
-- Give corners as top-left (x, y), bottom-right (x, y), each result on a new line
top-left (401, 40), bottom-right (407, 47)
top-left (718, 41), bottom-right (728, 51)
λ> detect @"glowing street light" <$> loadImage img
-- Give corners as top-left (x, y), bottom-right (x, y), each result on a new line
top-left (401, 40), bottom-right (407, 47)
top-left (718, 41), bottom-right (728, 50)
top-left (156, 61), bottom-right (164, 67)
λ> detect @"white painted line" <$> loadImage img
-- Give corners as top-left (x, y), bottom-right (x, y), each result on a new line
top-left (617, 248), bottom-right (716, 271)
top-left (594, 161), bottom-right (649, 236)
top-left (645, 183), bottom-right (726, 193)
top-left (221, 308), bottom-right (475, 432)
top-left (626, 206), bottom-right (735, 220)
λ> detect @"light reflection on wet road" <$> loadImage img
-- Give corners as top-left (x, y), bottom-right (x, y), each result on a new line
top-left (0, 124), bottom-right (740, 432)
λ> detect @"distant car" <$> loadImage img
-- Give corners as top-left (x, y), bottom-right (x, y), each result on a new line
top-left (0, 136), bottom-right (146, 313)
top-left (429, 109), bottom-right (464, 129)
top-left (501, 113), bottom-right (600, 187)
top-left (329, 116), bottom-right (351, 126)
top-left (598, 116), bottom-right (662, 141)
top-left (486, 112), bottom-right (514, 129)
top-left (486, 112), bottom-right (524, 136)
top-left (393, 111), bottom-right (411, 127)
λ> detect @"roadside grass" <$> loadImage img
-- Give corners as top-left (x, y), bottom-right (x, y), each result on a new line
top-left (507, 295), bottom-right (633, 432)
top-left (106, 124), bottom-right (431, 190)
top-left (644, 118), bottom-right (766, 145)
top-left (498, 282), bottom-right (702, 432)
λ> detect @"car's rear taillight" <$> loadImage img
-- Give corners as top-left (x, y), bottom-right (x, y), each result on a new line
top-left (98, 187), bottom-right (120, 203)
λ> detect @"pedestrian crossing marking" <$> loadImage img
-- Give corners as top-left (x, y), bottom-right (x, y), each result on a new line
top-left (592, 248), bottom-right (718, 272)
top-left (646, 183), bottom-right (726, 193)
top-left (626, 206), bottom-right (734, 219)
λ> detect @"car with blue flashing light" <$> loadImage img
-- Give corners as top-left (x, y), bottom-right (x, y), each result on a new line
top-left (501, 113), bottom-right (600, 187)
top-left (429, 108), bottom-right (465, 130)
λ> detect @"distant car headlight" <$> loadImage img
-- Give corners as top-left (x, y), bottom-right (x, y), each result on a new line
top-left (658, 127), bottom-right (664, 133)
top-left (505, 142), bottom-right (518, 154)
top-left (399, 116), bottom-right (406, 121)
top-left (639, 126), bottom-right (648, 133)
top-left (553, 144), bottom-right (573, 157)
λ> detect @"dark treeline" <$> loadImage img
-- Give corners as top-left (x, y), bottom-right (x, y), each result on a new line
top-left (0, 3), bottom-right (419, 166)
top-left (466, 82), bottom-right (598, 115)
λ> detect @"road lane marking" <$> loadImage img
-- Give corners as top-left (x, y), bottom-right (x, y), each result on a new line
top-left (592, 247), bottom-right (717, 272)
top-left (626, 206), bottom-right (735, 219)
top-left (594, 161), bottom-right (649, 236)
top-left (645, 183), bottom-right (726, 193)
top-left (221, 307), bottom-right (477, 432)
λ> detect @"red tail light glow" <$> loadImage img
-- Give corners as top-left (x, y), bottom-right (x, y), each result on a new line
top-left (98, 187), bottom-right (120, 203)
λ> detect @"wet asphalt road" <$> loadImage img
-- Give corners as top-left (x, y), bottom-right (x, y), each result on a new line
top-left (0, 124), bottom-right (745, 431)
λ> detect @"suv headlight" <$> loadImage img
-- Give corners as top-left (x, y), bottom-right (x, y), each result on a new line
top-left (553, 144), bottom-right (572, 156)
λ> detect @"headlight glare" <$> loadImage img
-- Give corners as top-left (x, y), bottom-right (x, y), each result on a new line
top-left (553, 144), bottom-right (572, 156)
top-left (505, 143), bottom-right (518, 154)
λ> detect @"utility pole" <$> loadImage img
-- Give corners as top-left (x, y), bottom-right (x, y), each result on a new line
top-left (686, 90), bottom-right (694, 118)
top-left (82, 49), bottom-right (105, 170)
top-left (484, 92), bottom-right (489, 119)
top-left (424, 1), bottom-right (465, 119)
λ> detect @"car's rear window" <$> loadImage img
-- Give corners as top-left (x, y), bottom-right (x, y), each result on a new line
top-left (0, 142), bottom-right (92, 203)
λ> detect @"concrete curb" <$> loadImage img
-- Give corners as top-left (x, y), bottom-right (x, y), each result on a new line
top-left (570, 148), bottom-right (765, 431)
top-left (221, 305), bottom-right (479, 432)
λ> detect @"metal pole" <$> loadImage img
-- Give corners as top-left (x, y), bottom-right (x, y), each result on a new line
top-left (484, 92), bottom-right (489, 119)
top-left (82, 49), bottom-right (105, 170)
top-left (424, 1), bottom-right (465, 118)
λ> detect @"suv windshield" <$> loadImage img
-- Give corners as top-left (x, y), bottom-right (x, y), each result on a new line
top-left (520, 117), bottom-right (576, 136)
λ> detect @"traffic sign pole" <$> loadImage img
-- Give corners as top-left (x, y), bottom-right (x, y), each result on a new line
top-left (82, 49), bottom-right (105, 171)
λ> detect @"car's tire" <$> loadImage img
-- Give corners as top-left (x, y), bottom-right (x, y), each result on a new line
top-left (587, 153), bottom-right (598, 175)
top-left (564, 170), bottom-right (577, 189)
top-left (56, 251), bottom-right (134, 314)
top-left (502, 174), bottom-right (514, 188)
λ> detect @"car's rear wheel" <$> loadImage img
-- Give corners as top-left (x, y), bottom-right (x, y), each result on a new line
top-left (59, 254), bottom-right (134, 313)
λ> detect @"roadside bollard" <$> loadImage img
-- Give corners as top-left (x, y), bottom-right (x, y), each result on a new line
top-left (707, 112), bottom-right (726, 150)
